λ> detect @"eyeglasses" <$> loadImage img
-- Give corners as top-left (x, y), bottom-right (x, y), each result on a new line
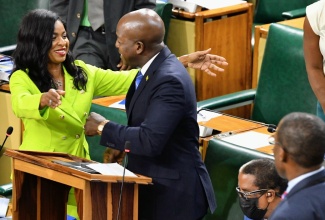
top-left (236, 187), bottom-right (268, 199)
top-left (268, 136), bottom-right (288, 153)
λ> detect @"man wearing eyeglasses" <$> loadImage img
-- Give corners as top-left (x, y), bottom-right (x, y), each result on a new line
top-left (237, 158), bottom-right (287, 220)
top-left (269, 112), bottom-right (325, 220)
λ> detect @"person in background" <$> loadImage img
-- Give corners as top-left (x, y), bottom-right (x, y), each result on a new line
top-left (85, 8), bottom-right (216, 220)
top-left (269, 112), bottom-right (325, 219)
top-left (237, 158), bottom-right (287, 220)
top-left (304, 0), bottom-right (325, 122)
top-left (9, 9), bottom-right (227, 219)
top-left (50, 0), bottom-right (156, 70)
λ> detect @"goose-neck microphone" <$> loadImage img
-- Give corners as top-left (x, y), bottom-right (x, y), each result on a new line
top-left (0, 126), bottom-right (13, 152)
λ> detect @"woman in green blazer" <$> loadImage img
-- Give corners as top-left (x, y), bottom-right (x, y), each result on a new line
top-left (9, 9), bottom-right (227, 219)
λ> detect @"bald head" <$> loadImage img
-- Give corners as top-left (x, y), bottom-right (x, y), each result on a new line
top-left (123, 9), bottom-right (164, 42)
top-left (116, 9), bottom-right (165, 68)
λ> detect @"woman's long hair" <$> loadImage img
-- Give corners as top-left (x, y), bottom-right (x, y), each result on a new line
top-left (11, 9), bottom-right (87, 92)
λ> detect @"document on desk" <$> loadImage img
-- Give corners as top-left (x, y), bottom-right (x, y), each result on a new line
top-left (221, 131), bottom-right (270, 149)
top-left (187, 0), bottom-right (246, 10)
top-left (108, 99), bottom-right (126, 110)
top-left (0, 55), bottom-right (13, 82)
top-left (0, 197), bottom-right (9, 217)
top-left (86, 162), bottom-right (137, 177)
top-left (197, 109), bottom-right (222, 122)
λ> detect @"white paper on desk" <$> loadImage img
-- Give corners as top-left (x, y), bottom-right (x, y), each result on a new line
top-left (0, 197), bottom-right (9, 217)
top-left (86, 162), bottom-right (137, 177)
top-left (108, 99), bottom-right (126, 110)
top-left (221, 131), bottom-right (270, 149)
top-left (187, 0), bottom-right (246, 10)
top-left (197, 109), bottom-right (221, 122)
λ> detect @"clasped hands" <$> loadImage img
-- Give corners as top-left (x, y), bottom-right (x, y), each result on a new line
top-left (85, 112), bottom-right (125, 164)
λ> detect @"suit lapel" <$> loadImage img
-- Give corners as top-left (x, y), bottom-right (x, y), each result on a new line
top-left (57, 69), bottom-right (83, 123)
top-left (286, 169), bottom-right (325, 199)
top-left (126, 47), bottom-right (172, 120)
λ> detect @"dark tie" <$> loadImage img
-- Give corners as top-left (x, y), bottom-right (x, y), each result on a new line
top-left (135, 71), bottom-right (143, 89)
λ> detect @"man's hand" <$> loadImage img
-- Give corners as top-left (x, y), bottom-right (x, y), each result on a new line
top-left (103, 148), bottom-right (126, 164)
top-left (84, 112), bottom-right (107, 136)
top-left (180, 48), bottom-right (228, 77)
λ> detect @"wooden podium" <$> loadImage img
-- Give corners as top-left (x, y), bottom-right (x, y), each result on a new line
top-left (5, 149), bottom-right (152, 220)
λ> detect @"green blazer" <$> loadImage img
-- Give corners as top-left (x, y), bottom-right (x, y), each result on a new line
top-left (10, 60), bottom-right (137, 158)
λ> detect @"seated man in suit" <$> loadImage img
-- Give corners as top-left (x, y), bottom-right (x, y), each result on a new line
top-left (269, 112), bottom-right (325, 220)
top-left (237, 158), bottom-right (287, 220)
top-left (85, 8), bottom-right (216, 220)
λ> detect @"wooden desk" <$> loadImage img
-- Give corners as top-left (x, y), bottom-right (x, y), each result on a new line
top-left (0, 84), bottom-right (9, 92)
top-left (92, 97), bottom-right (274, 161)
top-left (167, 3), bottom-right (253, 118)
top-left (5, 150), bottom-right (152, 220)
top-left (252, 17), bottom-right (305, 88)
top-left (200, 113), bottom-right (273, 161)
top-left (92, 95), bottom-right (125, 107)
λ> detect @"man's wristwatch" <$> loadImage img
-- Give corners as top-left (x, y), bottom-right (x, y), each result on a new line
top-left (97, 120), bottom-right (109, 135)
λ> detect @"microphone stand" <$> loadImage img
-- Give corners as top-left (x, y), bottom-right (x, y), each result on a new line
top-left (116, 150), bottom-right (129, 220)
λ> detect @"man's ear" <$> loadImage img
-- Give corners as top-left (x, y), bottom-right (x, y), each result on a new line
top-left (135, 41), bottom-right (144, 54)
top-left (279, 146), bottom-right (288, 163)
top-left (266, 190), bottom-right (276, 203)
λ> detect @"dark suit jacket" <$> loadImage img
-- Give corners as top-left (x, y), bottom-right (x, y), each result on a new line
top-left (101, 47), bottom-right (217, 220)
top-left (49, 0), bottom-right (155, 69)
top-left (269, 169), bottom-right (325, 220)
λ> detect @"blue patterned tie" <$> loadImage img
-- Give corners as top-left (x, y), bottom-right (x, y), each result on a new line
top-left (135, 71), bottom-right (143, 89)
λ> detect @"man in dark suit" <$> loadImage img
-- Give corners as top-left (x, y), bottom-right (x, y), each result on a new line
top-left (269, 112), bottom-right (325, 220)
top-left (50, 0), bottom-right (155, 70)
top-left (85, 8), bottom-right (216, 220)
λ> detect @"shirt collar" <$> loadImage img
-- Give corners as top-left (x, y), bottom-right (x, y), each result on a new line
top-left (286, 166), bottom-right (324, 193)
top-left (139, 52), bottom-right (160, 75)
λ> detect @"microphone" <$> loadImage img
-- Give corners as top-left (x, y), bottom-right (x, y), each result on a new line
top-left (267, 124), bottom-right (277, 133)
top-left (117, 141), bottom-right (131, 220)
top-left (0, 126), bottom-right (14, 152)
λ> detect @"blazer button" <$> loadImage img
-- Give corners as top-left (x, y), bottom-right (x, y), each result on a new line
top-left (75, 134), bottom-right (80, 139)
top-left (62, 136), bottom-right (67, 140)
top-left (72, 32), bottom-right (76, 38)
top-left (76, 13), bottom-right (81, 19)
top-left (84, 112), bottom-right (88, 116)
top-left (59, 115), bottom-right (65, 119)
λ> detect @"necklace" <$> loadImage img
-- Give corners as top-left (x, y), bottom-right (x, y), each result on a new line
top-left (52, 79), bottom-right (63, 88)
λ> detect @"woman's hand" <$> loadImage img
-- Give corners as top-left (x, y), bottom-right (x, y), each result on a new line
top-left (40, 89), bottom-right (65, 109)
top-left (179, 48), bottom-right (228, 77)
